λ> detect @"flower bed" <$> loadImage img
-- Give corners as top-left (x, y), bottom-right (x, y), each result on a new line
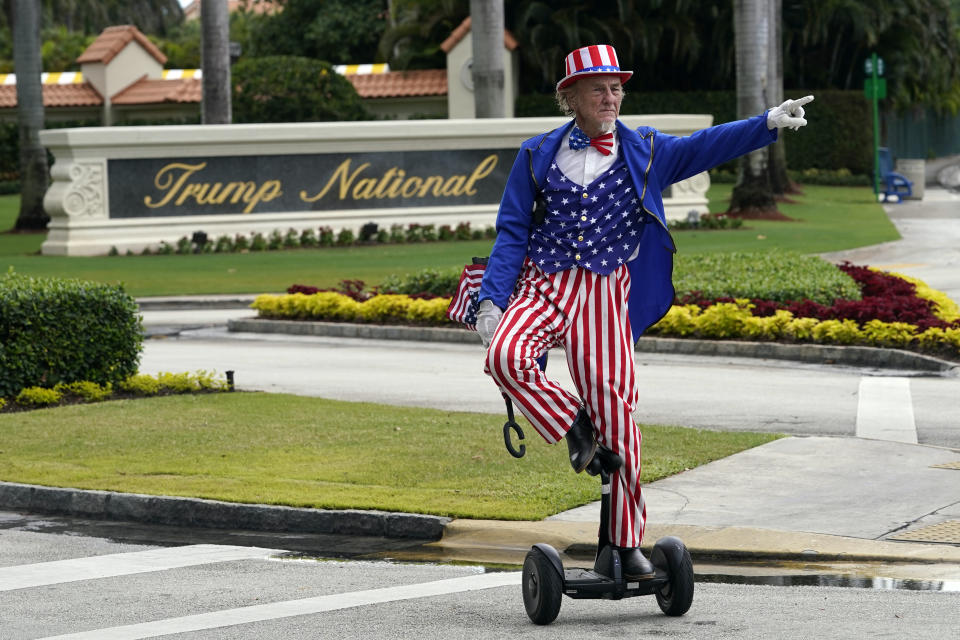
top-left (251, 262), bottom-right (960, 362)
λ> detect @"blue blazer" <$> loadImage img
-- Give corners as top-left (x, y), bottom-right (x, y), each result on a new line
top-left (478, 113), bottom-right (778, 341)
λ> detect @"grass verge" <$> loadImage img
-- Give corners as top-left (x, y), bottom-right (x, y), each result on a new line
top-left (1, 185), bottom-right (898, 297)
top-left (0, 393), bottom-right (781, 521)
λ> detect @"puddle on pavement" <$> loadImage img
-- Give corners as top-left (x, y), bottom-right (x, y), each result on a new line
top-left (6, 511), bottom-right (959, 592)
top-left (693, 560), bottom-right (960, 592)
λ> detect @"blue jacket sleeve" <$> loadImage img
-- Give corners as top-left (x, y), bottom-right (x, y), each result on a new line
top-left (477, 147), bottom-right (535, 310)
top-left (651, 112), bottom-right (778, 188)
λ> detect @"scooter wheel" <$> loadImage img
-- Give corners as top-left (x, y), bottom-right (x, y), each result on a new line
top-left (652, 536), bottom-right (694, 616)
top-left (522, 547), bottom-right (562, 625)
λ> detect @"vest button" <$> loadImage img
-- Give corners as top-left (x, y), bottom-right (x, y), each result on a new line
top-left (578, 235), bottom-right (584, 241)
top-left (575, 254), bottom-right (581, 260)
top-left (581, 192), bottom-right (588, 199)
top-left (581, 215), bottom-right (587, 221)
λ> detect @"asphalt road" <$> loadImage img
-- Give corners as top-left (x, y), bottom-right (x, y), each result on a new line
top-left (140, 328), bottom-right (960, 449)
top-left (3, 513), bottom-right (958, 640)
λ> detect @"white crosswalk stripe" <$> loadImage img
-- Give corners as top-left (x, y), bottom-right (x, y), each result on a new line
top-left (37, 571), bottom-right (522, 640)
top-left (855, 376), bottom-right (918, 444)
top-left (0, 544), bottom-right (281, 592)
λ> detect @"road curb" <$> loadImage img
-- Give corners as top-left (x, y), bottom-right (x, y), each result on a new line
top-left (227, 318), bottom-right (958, 374)
top-left (0, 481), bottom-right (450, 541)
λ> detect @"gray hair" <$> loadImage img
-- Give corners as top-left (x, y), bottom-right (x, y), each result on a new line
top-left (554, 81), bottom-right (626, 117)
top-left (555, 86), bottom-right (577, 117)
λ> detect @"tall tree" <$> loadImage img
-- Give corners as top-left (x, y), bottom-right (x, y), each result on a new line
top-left (729, 0), bottom-right (776, 214)
top-left (12, 0), bottom-right (49, 231)
top-left (765, 0), bottom-right (793, 196)
top-left (470, 0), bottom-right (504, 118)
top-left (201, 0), bottom-right (231, 124)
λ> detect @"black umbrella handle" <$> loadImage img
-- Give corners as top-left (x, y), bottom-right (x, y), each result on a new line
top-left (502, 395), bottom-right (526, 458)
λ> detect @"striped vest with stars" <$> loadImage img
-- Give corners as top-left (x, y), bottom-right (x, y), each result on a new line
top-left (527, 153), bottom-right (643, 275)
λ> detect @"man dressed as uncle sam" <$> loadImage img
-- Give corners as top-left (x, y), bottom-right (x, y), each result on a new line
top-left (476, 44), bottom-right (813, 580)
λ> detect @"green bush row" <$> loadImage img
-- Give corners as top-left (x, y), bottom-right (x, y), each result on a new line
top-left (0, 271), bottom-right (143, 397)
top-left (111, 223), bottom-right (498, 256)
top-left (3, 371), bottom-right (231, 412)
top-left (673, 251), bottom-right (862, 305)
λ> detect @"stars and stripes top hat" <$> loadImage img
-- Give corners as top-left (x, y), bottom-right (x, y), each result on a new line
top-left (556, 44), bottom-right (633, 91)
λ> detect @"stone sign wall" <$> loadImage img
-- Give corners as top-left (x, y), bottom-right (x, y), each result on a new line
top-left (40, 115), bottom-right (713, 256)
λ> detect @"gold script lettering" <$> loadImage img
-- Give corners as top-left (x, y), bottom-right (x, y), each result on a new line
top-left (144, 162), bottom-right (207, 208)
top-left (301, 159), bottom-right (370, 202)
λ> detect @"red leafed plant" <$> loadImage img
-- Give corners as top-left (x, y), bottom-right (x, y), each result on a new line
top-left (677, 262), bottom-right (959, 330)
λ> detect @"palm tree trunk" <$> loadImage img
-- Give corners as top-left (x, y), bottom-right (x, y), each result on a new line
top-left (729, 0), bottom-right (776, 214)
top-left (201, 0), bottom-right (232, 124)
top-left (765, 0), bottom-right (794, 196)
top-left (12, 0), bottom-right (49, 231)
top-left (470, 0), bottom-right (505, 118)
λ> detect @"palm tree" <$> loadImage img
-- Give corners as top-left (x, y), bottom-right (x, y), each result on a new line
top-left (471, 0), bottom-right (505, 118)
top-left (729, 0), bottom-right (776, 215)
top-left (12, 0), bottom-right (49, 231)
top-left (201, 0), bottom-right (231, 124)
top-left (765, 0), bottom-right (794, 196)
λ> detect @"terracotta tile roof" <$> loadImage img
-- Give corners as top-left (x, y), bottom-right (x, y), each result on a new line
top-left (346, 69), bottom-right (447, 98)
top-left (0, 82), bottom-right (103, 109)
top-left (183, 0), bottom-right (280, 20)
top-left (77, 25), bottom-right (167, 66)
top-left (440, 17), bottom-right (519, 54)
top-left (110, 76), bottom-right (202, 105)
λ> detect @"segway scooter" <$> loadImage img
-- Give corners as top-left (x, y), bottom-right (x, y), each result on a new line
top-left (501, 397), bottom-right (695, 625)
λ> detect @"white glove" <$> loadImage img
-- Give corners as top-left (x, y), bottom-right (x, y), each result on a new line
top-left (767, 95), bottom-right (814, 130)
top-left (476, 299), bottom-right (503, 348)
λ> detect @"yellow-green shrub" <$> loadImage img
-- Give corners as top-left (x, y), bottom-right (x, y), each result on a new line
top-left (0, 398), bottom-right (6, 410)
top-left (16, 386), bottom-right (62, 406)
top-left (118, 373), bottom-right (162, 396)
top-left (53, 380), bottom-right (112, 402)
top-left (740, 309), bottom-right (794, 340)
top-left (693, 301), bottom-right (751, 339)
top-left (357, 294), bottom-right (413, 322)
top-left (651, 304), bottom-right (701, 336)
top-left (861, 319), bottom-right (917, 348)
top-left (783, 317), bottom-right (820, 341)
top-left (811, 319), bottom-right (862, 345)
top-left (407, 297), bottom-right (452, 324)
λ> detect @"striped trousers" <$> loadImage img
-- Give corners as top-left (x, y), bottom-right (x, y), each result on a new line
top-left (484, 259), bottom-right (645, 548)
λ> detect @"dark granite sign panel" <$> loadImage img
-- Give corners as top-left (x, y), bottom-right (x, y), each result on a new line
top-left (107, 149), bottom-right (515, 218)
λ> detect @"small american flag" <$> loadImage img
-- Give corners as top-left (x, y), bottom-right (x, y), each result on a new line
top-left (446, 261), bottom-right (487, 330)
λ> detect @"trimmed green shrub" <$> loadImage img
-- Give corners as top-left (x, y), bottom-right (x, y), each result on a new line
top-left (232, 56), bottom-right (372, 124)
top-left (0, 272), bottom-right (142, 397)
top-left (53, 380), bottom-right (112, 402)
top-left (674, 251), bottom-right (861, 305)
top-left (16, 386), bottom-right (62, 406)
top-left (378, 267), bottom-right (461, 297)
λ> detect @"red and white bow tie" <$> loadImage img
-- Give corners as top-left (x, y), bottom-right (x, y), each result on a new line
top-left (569, 126), bottom-right (614, 156)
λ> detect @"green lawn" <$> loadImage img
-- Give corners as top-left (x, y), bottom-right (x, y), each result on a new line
top-left (0, 393), bottom-right (781, 520)
top-left (0, 184), bottom-right (899, 297)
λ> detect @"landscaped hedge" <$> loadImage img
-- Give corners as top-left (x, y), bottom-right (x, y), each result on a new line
top-left (1, 370), bottom-right (231, 413)
top-left (673, 251), bottom-right (861, 306)
top-left (0, 271), bottom-right (143, 397)
top-left (252, 262), bottom-right (960, 361)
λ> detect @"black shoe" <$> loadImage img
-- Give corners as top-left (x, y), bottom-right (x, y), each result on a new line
top-left (565, 409), bottom-right (597, 473)
top-left (584, 445), bottom-right (625, 476)
top-left (619, 547), bottom-right (656, 580)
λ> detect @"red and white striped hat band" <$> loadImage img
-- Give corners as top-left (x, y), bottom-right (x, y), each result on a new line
top-left (556, 44), bottom-right (633, 90)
